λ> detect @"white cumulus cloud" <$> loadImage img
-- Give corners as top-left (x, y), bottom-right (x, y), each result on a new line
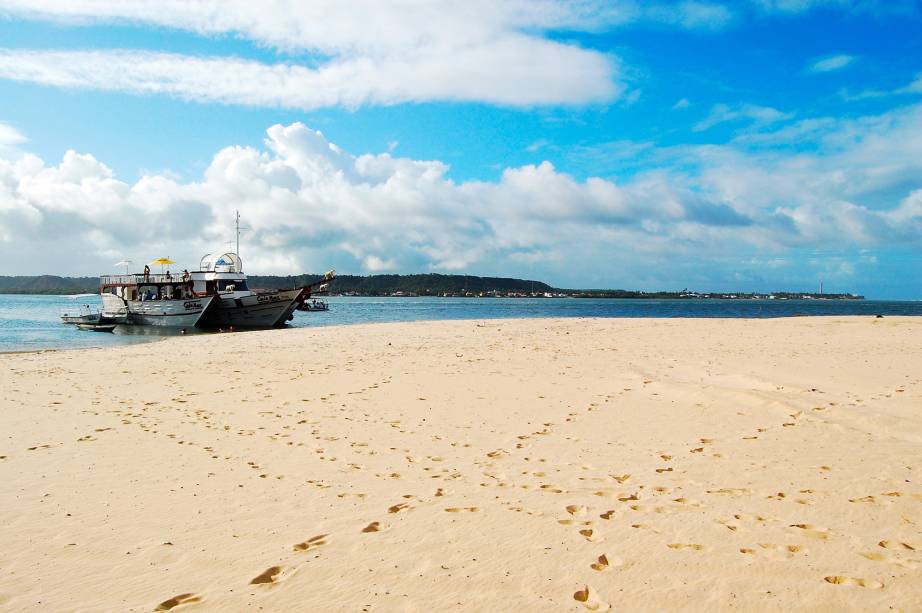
top-left (808, 54), bottom-right (856, 73)
top-left (693, 103), bottom-right (794, 132)
top-left (1, 106), bottom-right (922, 288)
top-left (0, 42), bottom-right (618, 110)
top-left (0, 0), bottom-right (640, 109)
top-left (0, 121), bottom-right (27, 158)
top-left (0, 0), bottom-right (791, 110)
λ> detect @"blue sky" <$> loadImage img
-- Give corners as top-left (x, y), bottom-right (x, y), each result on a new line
top-left (0, 1), bottom-right (921, 298)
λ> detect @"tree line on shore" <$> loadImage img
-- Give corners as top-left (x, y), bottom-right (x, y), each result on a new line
top-left (0, 273), bottom-right (553, 296)
top-left (0, 274), bottom-right (862, 299)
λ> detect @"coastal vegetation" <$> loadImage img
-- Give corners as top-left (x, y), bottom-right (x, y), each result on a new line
top-left (248, 273), bottom-right (554, 296)
top-left (0, 275), bottom-right (99, 295)
top-left (0, 274), bottom-right (863, 299)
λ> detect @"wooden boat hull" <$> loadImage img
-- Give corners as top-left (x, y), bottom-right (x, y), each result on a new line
top-left (197, 287), bottom-right (307, 328)
top-left (61, 313), bottom-right (101, 325)
top-left (76, 323), bottom-right (116, 332)
top-left (124, 296), bottom-right (214, 327)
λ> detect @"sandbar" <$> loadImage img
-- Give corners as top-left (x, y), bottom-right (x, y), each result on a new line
top-left (1, 317), bottom-right (920, 611)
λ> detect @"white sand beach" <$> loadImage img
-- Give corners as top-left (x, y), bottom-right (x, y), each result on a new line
top-left (1, 317), bottom-right (920, 611)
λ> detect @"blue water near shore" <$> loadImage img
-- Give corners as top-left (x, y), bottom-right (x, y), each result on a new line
top-left (1, 294), bottom-right (921, 353)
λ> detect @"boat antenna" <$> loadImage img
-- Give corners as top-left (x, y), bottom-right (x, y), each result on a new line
top-left (235, 210), bottom-right (249, 258)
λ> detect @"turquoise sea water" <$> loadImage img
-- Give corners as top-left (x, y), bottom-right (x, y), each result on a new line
top-left (1, 294), bottom-right (920, 353)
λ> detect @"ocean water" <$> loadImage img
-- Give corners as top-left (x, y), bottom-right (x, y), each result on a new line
top-left (1, 294), bottom-right (921, 353)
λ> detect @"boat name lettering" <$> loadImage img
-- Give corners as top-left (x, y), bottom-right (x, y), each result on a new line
top-left (184, 300), bottom-right (202, 310)
top-left (257, 295), bottom-right (281, 303)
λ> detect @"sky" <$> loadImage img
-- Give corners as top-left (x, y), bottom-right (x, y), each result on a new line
top-left (0, 1), bottom-right (921, 298)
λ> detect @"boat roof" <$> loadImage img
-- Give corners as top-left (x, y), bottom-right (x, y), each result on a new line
top-left (200, 252), bottom-right (243, 273)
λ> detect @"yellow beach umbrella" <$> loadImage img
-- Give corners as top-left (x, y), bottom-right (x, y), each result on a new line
top-left (149, 257), bottom-right (177, 276)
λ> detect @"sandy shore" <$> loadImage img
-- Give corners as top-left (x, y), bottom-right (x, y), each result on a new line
top-left (1, 317), bottom-right (920, 611)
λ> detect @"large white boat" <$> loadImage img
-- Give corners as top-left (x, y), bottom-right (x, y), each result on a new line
top-left (97, 235), bottom-right (332, 328)
top-left (190, 252), bottom-right (328, 328)
top-left (100, 273), bottom-right (214, 327)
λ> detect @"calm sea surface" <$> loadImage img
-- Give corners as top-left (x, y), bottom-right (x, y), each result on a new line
top-left (1, 294), bottom-right (920, 353)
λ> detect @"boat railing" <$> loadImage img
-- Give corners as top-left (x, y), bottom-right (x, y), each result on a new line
top-left (100, 274), bottom-right (188, 286)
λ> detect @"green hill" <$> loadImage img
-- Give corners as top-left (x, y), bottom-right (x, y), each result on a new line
top-left (0, 273), bottom-right (552, 296)
top-left (0, 275), bottom-right (98, 295)
top-left (247, 273), bottom-right (552, 295)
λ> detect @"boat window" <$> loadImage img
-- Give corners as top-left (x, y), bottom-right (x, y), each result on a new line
top-left (218, 279), bottom-right (248, 291)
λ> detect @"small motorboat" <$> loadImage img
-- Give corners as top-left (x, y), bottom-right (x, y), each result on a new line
top-left (61, 296), bottom-right (103, 325)
top-left (297, 298), bottom-right (330, 312)
top-left (76, 322), bottom-right (117, 332)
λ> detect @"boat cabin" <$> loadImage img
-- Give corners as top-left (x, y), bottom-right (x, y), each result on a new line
top-left (189, 252), bottom-right (253, 299)
top-left (100, 252), bottom-right (256, 302)
top-left (99, 272), bottom-right (195, 301)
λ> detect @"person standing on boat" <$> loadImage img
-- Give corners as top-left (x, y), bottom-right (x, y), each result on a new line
top-left (143, 264), bottom-right (150, 282)
top-left (182, 269), bottom-right (192, 298)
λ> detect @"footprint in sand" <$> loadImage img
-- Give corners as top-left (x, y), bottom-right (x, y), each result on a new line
top-left (579, 529), bottom-right (596, 542)
top-left (866, 551), bottom-right (918, 569)
top-left (566, 505), bottom-right (588, 517)
top-left (557, 519), bottom-right (592, 526)
top-left (293, 534), bottom-right (327, 552)
top-left (250, 566), bottom-right (282, 585)
top-left (388, 503), bottom-right (411, 514)
top-left (824, 576), bottom-right (883, 589)
top-left (154, 593), bottom-right (202, 610)
top-left (720, 513), bottom-right (769, 532)
top-left (362, 522), bottom-right (381, 533)
top-left (879, 540), bottom-right (915, 551)
top-left (573, 585), bottom-right (610, 611)
top-left (445, 507), bottom-right (480, 513)
top-left (751, 543), bottom-right (803, 560)
top-left (789, 524), bottom-right (830, 540)
top-left (599, 510), bottom-right (615, 520)
top-left (706, 488), bottom-right (750, 496)
top-left (667, 543), bottom-right (705, 551)
top-left (861, 551), bottom-right (887, 561)
top-left (590, 554), bottom-right (613, 571)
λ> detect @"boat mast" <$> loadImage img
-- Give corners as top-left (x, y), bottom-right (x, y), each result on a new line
top-left (235, 209), bottom-right (241, 258)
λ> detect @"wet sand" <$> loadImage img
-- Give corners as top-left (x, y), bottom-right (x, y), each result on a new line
top-left (1, 317), bottom-right (920, 611)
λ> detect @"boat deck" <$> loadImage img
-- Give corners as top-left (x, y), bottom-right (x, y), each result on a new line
top-left (101, 274), bottom-right (186, 287)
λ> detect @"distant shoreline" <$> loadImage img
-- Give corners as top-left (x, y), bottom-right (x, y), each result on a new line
top-left (0, 291), bottom-right (867, 300)
top-left (0, 272), bottom-right (864, 300)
